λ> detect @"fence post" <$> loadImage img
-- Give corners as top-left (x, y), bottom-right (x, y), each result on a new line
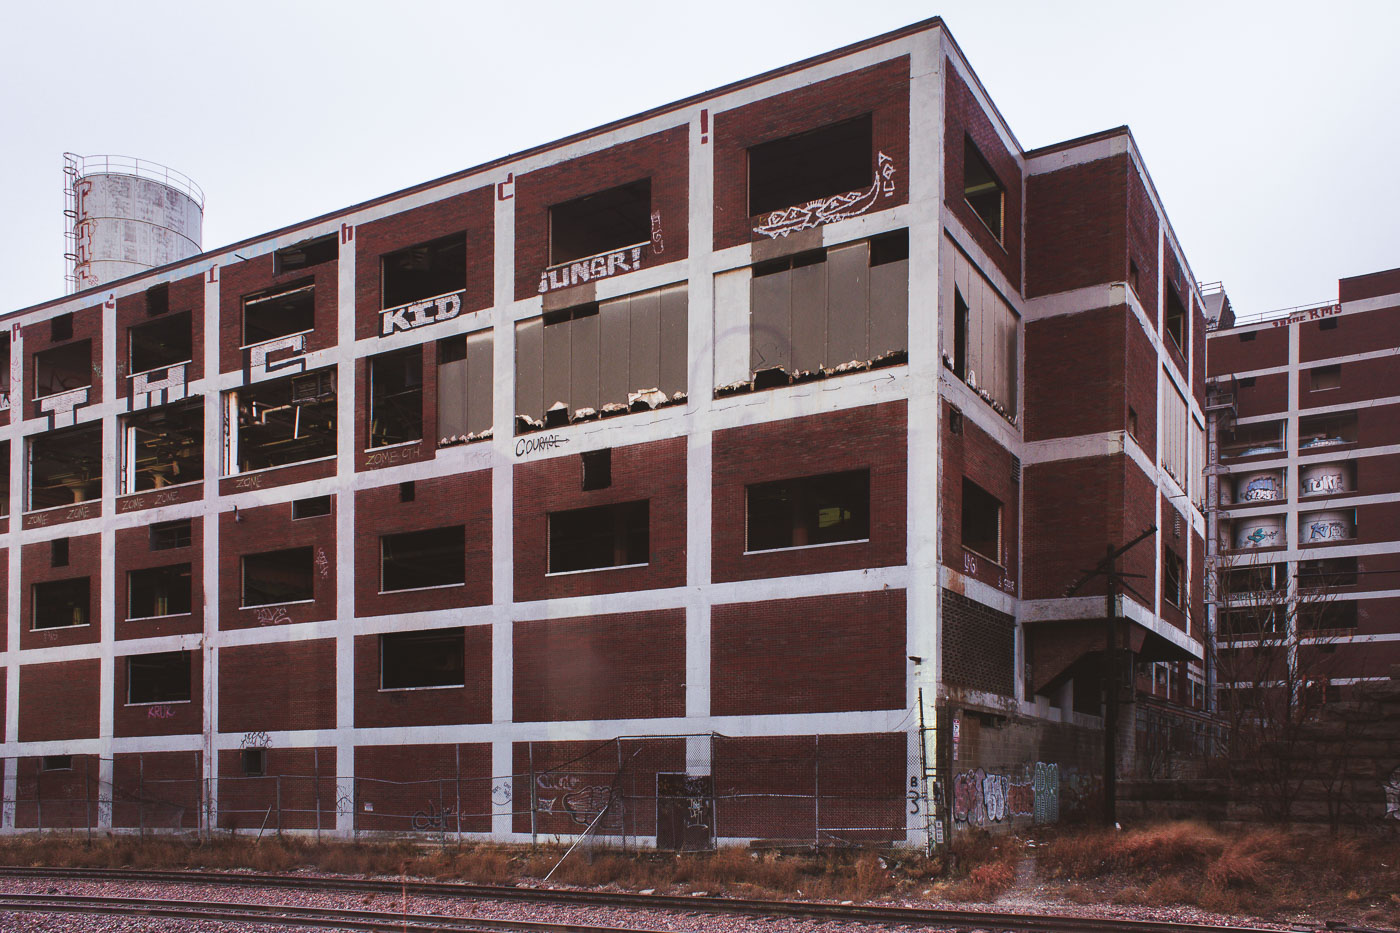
top-left (314, 749), bottom-right (321, 841)
top-left (813, 736), bottom-right (820, 848)
top-left (529, 742), bottom-right (538, 846)
top-left (276, 777), bottom-right (282, 835)
top-left (438, 778), bottom-right (446, 842)
top-left (85, 757), bottom-right (93, 842)
top-left (454, 745), bottom-right (462, 845)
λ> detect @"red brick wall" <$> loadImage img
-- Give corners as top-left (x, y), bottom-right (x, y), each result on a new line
top-left (945, 64), bottom-right (1021, 289)
top-left (19, 659), bottom-right (100, 741)
top-left (0, 554), bottom-right (6, 653)
top-left (514, 436), bottom-right (687, 601)
top-left (13, 754), bottom-right (102, 828)
top-left (353, 627), bottom-right (492, 728)
top-left (114, 271), bottom-right (205, 390)
top-left (1126, 161), bottom-right (1160, 322)
top-left (216, 746), bottom-right (336, 831)
top-left (1234, 372), bottom-right (1289, 418)
top-left (711, 401), bottom-right (906, 583)
top-left (25, 303), bottom-right (104, 419)
top-left (1339, 267), bottom-right (1400, 303)
top-left (711, 589), bottom-right (905, 716)
top-left (1207, 327), bottom-right (1288, 376)
top-left (1300, 356), bottom-right (1400, 409)
top-left (513, 609), bottom-right (685, 722)
top-left (1024, 306), bottom-right (1135, 442)
top-left (1300, 306), bottom-right (1398, 362)
top-left (0, 667), bottom-right (5, 740)
top-left (1025, 155), bottom-right (1126, 299)
top-left (1357, 405), bottom-right (1400, 449)
top-left (112, 751), bottom-right (201, 829)
top-left (218, 456), bottom-right (337, 497)
top-left (219, 499), bottom-right (335, 630)
top-left (218, 252), bottom-right (337, 375)
top-left (514, 126), bottom-right (689, 301)
top-left (217, 639), bottom-right (336, 733)
top-left (712, 57), bottom-right (910, 251)
top-left (510, 738), bottom-right (684, 835)
top-left (1190, 529), bottom-right (1205, 642)
top-left (115, 519), bottom-right (203, 641)
top-left (354, 743), bottom-right (492, 832)
top-left (941, 400), bottom-right (1020, 589)
top-left (20, 532), bottom-right (101, 650)
top-left (112, 649), bottom-right (203, 737)
top-left (354, 471), bottom-right (490, 617)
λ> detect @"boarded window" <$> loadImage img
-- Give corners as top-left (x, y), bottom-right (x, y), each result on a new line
top-left (274, 234), bottom-right (337, 275)
top-left (127, 651), bottom-right (191, 704)
top-left (369, 347), bottom-right (423, 448)
top-left (242, 282), bottom-right (314, 346)
top-left (128, 564), bottom-right (193, 619)
top-left (150, 519), bottom-right (192, 551)
top-left (515, 283), bottom-right (686, 431)
top-left (436, 330), bottom-right (493, 443)
top-left (33, 577), bottom-right (90, 629)
top-left (227, 368), bottom-right (336, 473)
top-left (963, 136), bottom-right (1005, 241)
top-left (33, 340), bottom-right (92, 398)
top-left (548, 500), bottom-right (649, 573)
top-left (124, 401), bottom-right (204, 492)
top-left (745, 470), bottom-right (870, 552)
top-left (748, 114), bottom-right (872, 216)
top-left (961, 479), bottom-right (1001, 563)
top-left (380, 526), bottom-right (465, 592)
top-left (241, 547), bottom-right (314, 607)
top-left (128, 312), bottom-right (192, 375)
top-left (382, 232), bottom-right (466, 309)
top-left (1161, 378), bottom-right (1189, 489)
top-left (945, 247), bottom-right (1018, 417)
top-left (549, 179), bottom-right (651, 265)
top-left (29, 423), bottom-right (102, 510)
top-left (381, 628), bottom-right (466, 689)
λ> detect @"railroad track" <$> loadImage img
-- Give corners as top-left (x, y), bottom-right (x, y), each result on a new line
top-left (0, 866), bottom-right (1356, 933)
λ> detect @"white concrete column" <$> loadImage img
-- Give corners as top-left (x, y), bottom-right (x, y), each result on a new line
top-left (491, 177), bottom-right (518, 838)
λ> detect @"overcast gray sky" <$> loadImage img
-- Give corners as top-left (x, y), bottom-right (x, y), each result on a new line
top-left (2, 1), bottom-right (1396, 317)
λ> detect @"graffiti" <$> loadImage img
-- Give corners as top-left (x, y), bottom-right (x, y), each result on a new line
top-left (1243, 526), bottom-right (1280, 546)
top-left (38, 385), bottom-right (89, 429)
top-left (1305, 472), bottom-right (1344, 494)
top-left (380, 290), bottom-right (463, 336)
top-left (146, 704), bottom-right (177, 720)
top-left (753, 152), bottom-right (896, 238)
top-left (26, 512), bottom-right (51, 527)
top-left (982, 771), bottom-right (1007, 822)
top-left (247, 332), bottom-right (308, 381)
top-left (233, 473), bottom-right (264, 490)
top-left (411, 799), bottom-right (456, 832)
top-left (535, 773), bottom-right (619, 826)
top-left (131, 362), bottom-right (188, 410)
top-left (336, 791), bottom-right (356, 816)
top-left (515, 434), bottom-right (569, 457)
top-left (254, 606), bottom-right (291, 626)
top-left (1033, 762), bottom-right (1060, 823)
top-left (963, 552), bottom-right (977, 575)
top-left (315, 547), bottom-right (329, 579)
top-left (1270, 302), bottom-right (1340, 328)
top-left (491, 781), bottom-right (513, 806)
top-left (1306, 521), bottom-right (1349, 542)
top-left (998, 574), bottom-right (1016, 595)
top-left (650, 210), bottom-right (664, 254)
top-left (365, 444), bottom-right (421, 467)
top-left (952, 763), bottom-right (1061, 826)
top-left (1385, 767), bottom-right (1400, 821)
top-left (1242, 475), bottom-right (1281, 501)
top-left (240, 731), bottom-right (271, 749)
top-left (121, 490), bottom-right (182, 512)
top-left (952, 770), bottom-right (984, 824)
top-left (537, 246), bottom-right (645, 294)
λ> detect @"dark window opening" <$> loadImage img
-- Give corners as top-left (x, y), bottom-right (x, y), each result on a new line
top-left (42, 755), bottom-right (73, 772)
top-left (1238, 376), bottom-right (1256, 388)
top-left (1220, 606), bottom-right (1279, 638)
top-left (748, 114), bottom-right (872, 216)
top-left (33, 340), bottom-right (92, 398)
top-left (291, 495), bottom-right (331, 520)
top-left (381, 628), bottom-right (466, 690)
top-left (33, 577), bottom-right (90, 629)
top-left (1165, 286), bottom-right (1187, 351)
top-left (581, 449), bottom-right (612, 491)
top-left (1220, 420), bottom-right (1284, 459)
top-left (1222, 563), bottom-right (1284, 596)
top-left (369, 348), bottom-right (423, 448)
top-left (1128, 259), bottom-right (1140, 294)
top-left (1128, 406), bottom-right (1139, 439)
top-left (0, 334), bottom-right (9, 405)
top-left (129, 311), bottom-right (192, 375)
top-left (1319, 318), bottom-right (1340, 331)
top-left (953, 289), bottom-right (969, 380)
top-left (963, 136), bottom-right (1005, 241)
top-left (0, 440), bottom-right (10, 516)
top-left (150, 519), bottom-right (192, 551)
top-left (1299, 556), bottom-right (1358, 589)
top-left (381, 232), bottom-right (466, 309)
top-left (549, 179), bottom-right (651, 265)
top-left (51, 538), bottom-right (68, 568)
top-left (51, 313), bottom-right (73, 343)
top-left (1298, 412), bottom-right (1356, 449)
top-left (381, 526), bottom-right (465, 592)
top-left (241, 547), bottom-right (314, 607)
top-left (869, 229), bottom-right (909, 266)
top-left (232, 368), bottom-right (337, 472)
top-left (242, 281), bottom-right (314, 346)
top-left (1239, 331), bottom-right (1257, 342)
top-left (1300, 600), bottom-right (1358, 631)
top-left (1163, 548), bottom-right (1184, 608)
top-left (961, 478), bottom-right (1002, 562)
top-left (127, 651), bottom-right (191, 704)
top-left (241, 748), bottom-right (266, 777)
top-left (274, 234), bottom-right (337, 275)
top-left (29, 424), bottom-right (102, 510)
top-left (399, 481), bottom-right (415, 503)
top-left (1310, 364), bottom-right (1341, 391)
top-left (125, 401), bottom-right (204, 491)
top-left (949, 407), bottom-right (963, 435)
top-left (128, 564), bottom-right (193, 619)
top-left (746, 470), bottom-right (870, 552)
top-left (548, 500), bottom-right (649, 573)
top-left (145, 283), bottom-right (170, 317)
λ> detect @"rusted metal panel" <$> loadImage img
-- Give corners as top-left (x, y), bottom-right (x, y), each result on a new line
top-left (869, 257), bottom-right (908, 358)
top-left (543, 314), bottom-right (572, 412)
top-left (465, 331), bottom-right (493, 434)
top-left (750, 268), bottom-right (790, 375)
top-left (790, 260), bottom-right (826, 374)
top-left (598, 296), bottom-right (631, 408)
top-left (826, 241), bottom-right (869, 366)
top-left (515, 317), bottom-right (544, 423)
top-left (570, 309), bottom-right (600, 415)
top-left (658, 284), bottom-right (688, 397)
top-left (630, 289), bottom-right (661, 392)
top-left (437, 351), bottom-right (468, 440)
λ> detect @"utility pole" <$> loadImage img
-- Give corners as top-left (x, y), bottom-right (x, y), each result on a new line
top-left (1065, 524), bottom-right (1156, 825)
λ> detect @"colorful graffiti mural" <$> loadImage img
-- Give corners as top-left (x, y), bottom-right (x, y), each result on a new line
top-left (952, 762), bottom-right (1061, 826)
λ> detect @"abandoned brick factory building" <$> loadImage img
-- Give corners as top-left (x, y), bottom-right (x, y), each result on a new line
top-left (0, 18), bottom-right (1212, 845)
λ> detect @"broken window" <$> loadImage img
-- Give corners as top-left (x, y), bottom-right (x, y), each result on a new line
top-left (123, 401), bottom-right (203, 492)
top-left (29, 423), bottom-right (102, 510)
top-left (1298, 556), bottom-right (1358, 589)
top-left (961, 478), bottom-right (1002, 563)
top-left (549, 179), bottom-right (651, 265)
top-left (1163, 548), bottom-right (1184, 608)
top-left (32, 577), bottom-right (90, 629)
top-left (368, 348), bottom-right (422, 448)
top-left (1298, 412), bottom-right (1356, 449)
top-left (149, 519), bottom-right (192, 551)
top-left (515, 283), bottom-right (686, 431)
top-left (1220, 419), bottom-right (1285, 459)
top-left (1164, 285), bottom-right (1187, 352)
top-left (241, 748), bottom-right (266, 776)
top-left (963, 136), bottom-right (1005, 241)
top-left (581, 449), bottom-right (611, 491)
top-left (380, 526), bottom-right (465, 592)
top-left (242, 281), bottom-right (314, 346)
top-left (127, 651), bottom-right (191, 704)
top-left (33, 340), bottom-right (92, 398)
top-left (745, 470), bottom-right (870, 552)
top-left (128, 564), bottom-right (193, 619)
top-left (274, 234), bottom-right (337, 275)
top-left (1309, 364), bottom-right (1341, 391)
top-left (381, 628), bottom-right (466, 690)
top-left (291, 495), bottom-right (331, 519)
top-left (382, 232), bottom-right (466, 309)
top-left (945, 248), bottom-right (1018, 417)
top-left (548, 500), bottom-right (649, 573)
top-left (1299, 600), bottom-right (1358, 631)
top-left (748, 114), bottom-right (872, 216)
top-left (225, 368), bottom-right (336, 473)
top-left (241, 547), bottom-right (314, 607)
top-left (1221, 563), bottom-right (1284, 597)
top-left (51, 538), bottom-right (68, 568)
top-left (0, 440), bottom-right (9, 515)
top-left (145, 283), bottom-right (169, 316)
top-left (436, 331), bottom-right (493, 444)
top-left (128, 311), bottom-right (192, 376)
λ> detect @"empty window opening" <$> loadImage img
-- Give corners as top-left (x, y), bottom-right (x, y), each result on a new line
top-left (746, 470), bottom-right (870, 552)
top-left (128, 311), bottom-right (192, 376)
top-left (241, 748), bottom-right (266, 777)
top-left (33, 340), bottom-right (92, 398)
top-left (127, 651), bottom-right (191, 704)
top-left (581, 449), bottom-right (612, 491)
top-left (145, 283), bottom-right (170, 316)
top-left (241, 547), bottom-right (314, 607)
top-left (1238, 376), bottom-right (1256, 388)
top-left (227, 368), bottom-right (336, 473)
top-left (548, 500), bottom-right (649, 573)
top-left (150, 519), bottom-right (192, 551)
top-left (963, 136), bottom-right (1005, 242)
top-left (128, 564), bottom-right (193, 619)
top-left (41, 755), bottom-right (73, 772)
top-left (748, 114), bottom-right (872, 216)
top-left (961, 479), bottom-right (1002, 563)
top-left (1298, 556), bottom-right (1358, 589)
top-left (869, 229), bottom-right (909, 266)
top-left (382, 232), bottom-right (466, 309)
top-left (549, 178), bottom-right (652, 265)
top-left (274, 234), bottom-right (337, 275)
top-left (369, 347), bottom-right (423, 448)
top-left (1220, 420), bottom-right (1284, 458)
top-left (51, 313), bottom-right (73, 343)
top-left (32, 577), bottom-right (90, 629)
top-left (1128, 406), bottom-right (1139, 439)
top-left (29, 424), bottom-right (102, 510)
top-left (1239, 331), bottom-right (1257, 342)
top-left (381, 526), bottom-right (465, 592)
top-left (1300, 600), bottom-right (1359, 631)
top-left (1222, 563), bottom-right (1284, 596)
top-left (437, 330), bottom-right (494, 443)
top-left (0, 440), bottom-right (10, 516)
top-left (1310, 364), bottom-right (1341, 391)
top-left (1163, 548), bottom-right (1184, 608)
top-left (242, 281), bottom-right (314, 346)
top-left (1164, 286), bottom-right (1188, 352)
top-left (1128, 259), bottom-right (1140, 295)
top-left (124, 401), bottom-right (204, 492)
top-left (1298, 412), bottom-right (1356, 448)
top-left (1319, 318), bottom-right (1340, 331)
top-left (291, 495), bottom-right (331, 519)
top-left (0, 333), bottom-right (10, 404)
top-left (952, 289), bottom-right (969, 380)
top-left (949, 407), bottom-right (963, 435)
top-left (399, 481), bottom-right (415, 503)
top-left (381, 628), bottom-right (466, 690)
top-left (51, 537), bottom-right (68, 568)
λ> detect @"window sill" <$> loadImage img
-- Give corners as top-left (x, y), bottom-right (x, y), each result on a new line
top-left (546, 561), bottom-right (649, 578)
top-left (378, 683), bottom-right (466, 693)
top-left (365, 439), bottom-right (422, 454)
top-left (377, 582), bottom-right (465, 595)
top-left (33, 386), bottom-right (93, 403)
top-left (546, 240), bottom-right (650, 272)
top-left (125, 612), bottom-right (194, 623)
top-left (961, 546), bottom-right (1005, 569)
top-left (226, 455), bottom-right (336, 479)
top-left (239, 329), bottom-right (313, 352)
top-left (25, 501), bottom-right (100, 517)
top-left (125, 478), bottom-right (202, 496)
top-left (743, 538), bottom-right (868, 556)
top-left (240, 598), bottom-right (316, 610)
top-left (125, 699), bottom-right (192, 708)
top-left (32, 622), bottom-right (92, 632)
top-left (128, 360), bottom-right (193, 381)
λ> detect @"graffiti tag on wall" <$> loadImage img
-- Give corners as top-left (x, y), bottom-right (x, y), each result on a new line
top-left (537, 247), bottom-right (645, 294)
top-left (952, 762), bottom-right (1060, 826)
top-left (753, 153), bottom-right (896, 238)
